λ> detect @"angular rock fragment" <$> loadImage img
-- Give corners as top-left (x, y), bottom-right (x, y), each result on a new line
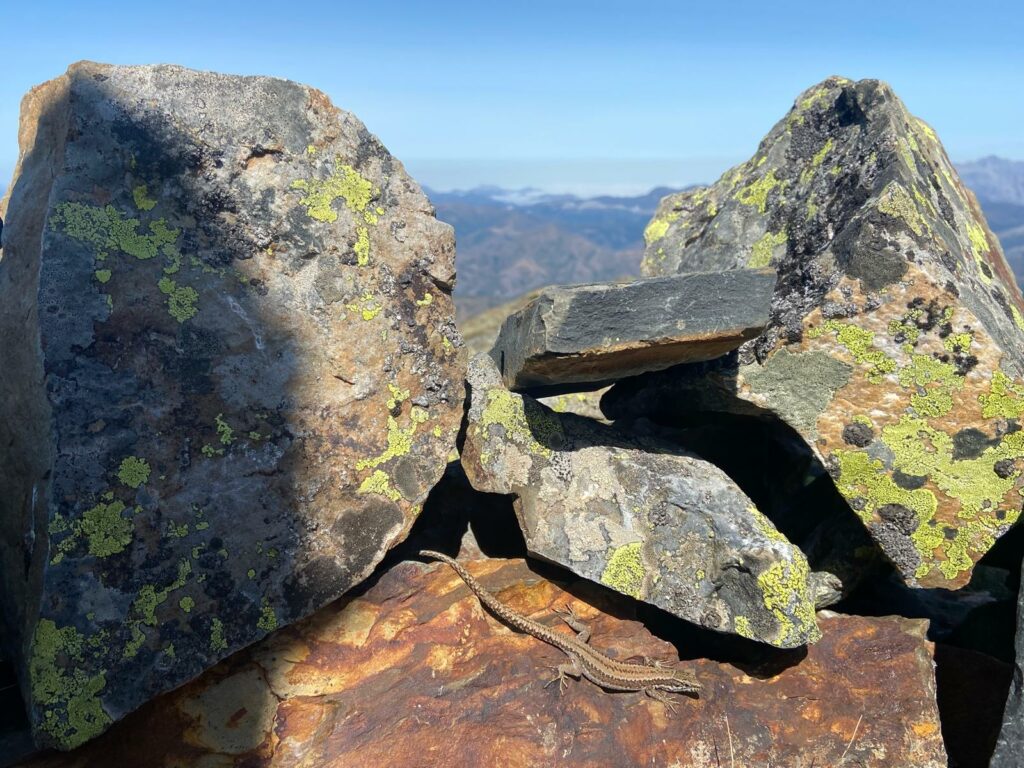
top-left (609, 76), bottom-right (1024, 588)
top-left (0, 62), bottom-right (463, 749)
top-left (489, 271), bottom-right (774, 395)
top-left (16, 558), bottom-right (948, 768)
top-left (991, 559), bottom-right (1024, 765)
top-left (461, 353), bottom-right (825, 648)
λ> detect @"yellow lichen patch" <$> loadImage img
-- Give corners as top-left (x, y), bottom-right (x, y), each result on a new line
top-left (756, 555), bottom-right (821, 646)
top-left (357, 469), bottom-right (402, 502)
top-left (643, 212), bottom-right (679, 245)
top-left (479, 389), bottom-right (564, 459)
top-left (966, 221), bottom-right (992, 284)
top-left (733, 615), bottom-right (755, 639)
top-left (346, 292), bottom-right (382, 322)
top-left (354, 226), bottom-right (370, 266)
top-left (355, 416), bottom-right (414, 472)
top-left (877, 182), bottom-right (925, 236)
top-left (291, 162), bottom-right (378, 224)
top-left (600, 542), bottom-right (645, 599)
top-left (811, 320), bottom-right (897, 383)
top-left (979, 370), bottom-right (1024, 419)
top-left (747, 230), bottom-right (787, 268)
top-left (748, 506), bottom-right (788, 543)
top-left (806, 138), bottom-right (834, 176)
top-left (735, 170), bottom-right (781, 214)
top-left (1012, 306), bottom-right (1024, 331)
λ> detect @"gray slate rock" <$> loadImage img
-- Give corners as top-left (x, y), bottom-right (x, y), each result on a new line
top-left (0, 62), bottom-right (464, 749)
top-left (610, 76), bottom-right (1024, 589)
top-left (489, 271), bottom-right (774, 395)
top-left (461, 353), bottom-right (827, 649)
top-left (991, 558), bottom-right (1024, 766)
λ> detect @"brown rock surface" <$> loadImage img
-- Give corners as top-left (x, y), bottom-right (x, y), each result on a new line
top-left (20, 556), bottom-right (946, 767)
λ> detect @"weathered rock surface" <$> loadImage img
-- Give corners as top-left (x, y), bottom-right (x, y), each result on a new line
top-left (18, 556), bottom-right (947, 767)
top-left (490, 271), bottom-right (773, 395)
top-left (608, 76), bottom-right (1024, 588)
top-left (991, 558), bottom-right (1024, 766)
top-left (462, 353), bottom-right (828, 648)
top-left (0, 62), bottom-right (464, 749)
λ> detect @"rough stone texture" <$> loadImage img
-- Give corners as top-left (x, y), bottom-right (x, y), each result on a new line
top-left (991, 559), bottom-right (1024, 766)
top-left (608, 76), bottom-right (1024, 589)
top-left (17, 557), bottom-right (947, 768)
top-left (461, 353), bottom-right (828, 648)
top-left (0, 62), bottom-right (464, 749)
top-left (489, 271), bottom-right (773, 395)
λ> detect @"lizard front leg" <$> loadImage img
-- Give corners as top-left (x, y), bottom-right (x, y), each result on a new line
top-left (645, 687), bottom-right (679, 713)
top-left (553, 604), bottom-right (591, 644)
top-left (543, 655), bottom-right (583, 694)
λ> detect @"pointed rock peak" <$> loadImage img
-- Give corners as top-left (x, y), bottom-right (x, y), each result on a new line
top-left (628, 77), bottom-right (1024, 589)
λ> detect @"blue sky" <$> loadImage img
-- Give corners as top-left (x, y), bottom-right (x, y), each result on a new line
top-left (2, 1), bottom-right (1023, 195)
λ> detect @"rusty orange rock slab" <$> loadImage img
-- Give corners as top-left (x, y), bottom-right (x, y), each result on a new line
top-left (20, 558), bottom-right (946, 767)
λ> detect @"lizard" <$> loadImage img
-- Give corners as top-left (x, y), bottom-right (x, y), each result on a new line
top-left (420, 550), bottom-right (701, 710)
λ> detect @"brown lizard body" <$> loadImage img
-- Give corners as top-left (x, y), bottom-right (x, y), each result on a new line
top-left (421, 550), bottom-right (701, 708)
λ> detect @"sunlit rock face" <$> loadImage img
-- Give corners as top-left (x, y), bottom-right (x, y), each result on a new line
top-left (0, 61), bottom-right (464, 749)
top-left (607, 76), bottom-right (1024, 589)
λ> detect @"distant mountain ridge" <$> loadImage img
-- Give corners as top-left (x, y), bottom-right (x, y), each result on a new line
top-left (434, 159), bottom-right (1024, 319)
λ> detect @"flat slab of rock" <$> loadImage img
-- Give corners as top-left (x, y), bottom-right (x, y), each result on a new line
top-left (991, 558), bottom-right (1024, 765)
top-left (17, 557), bottom-right (947, 767)
top-left (489, 271), bottom-right (774, 394)
top-left (610, 76), bottom-right (1024, 589)
top-left (0, 62), bottom-right (463, 749)
top-left (461, 354), bottom-right (830, 648)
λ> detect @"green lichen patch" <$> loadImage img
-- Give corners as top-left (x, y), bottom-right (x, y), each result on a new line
top-left (132, 185), bottom-right (157, 211)
top-left (600, 542), bottom-right (645, 599)
top-left (50, 202), bottom-right (179, 261)
top-left (215, 413), bottom-right (235, 445)
top-left (80, 500), bottom-right (134, 557)
top-left (157, 277), bottom-right (199, 323)
top-left (29, 620), bottom-right (111, 749)
top-left (980, 370), bottom-right (1024, 419)
top-left (210, 618), bottom-right (227, 652)
top-left (256, 599), bottom-right (278, 632)
top-left (117, 456), bottom-right (151, 488)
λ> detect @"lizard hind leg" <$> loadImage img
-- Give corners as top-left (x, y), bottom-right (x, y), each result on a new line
top-left (553, 604), bottom-right (592, 644)
top-left (543, 658), bottom-right (583, 694)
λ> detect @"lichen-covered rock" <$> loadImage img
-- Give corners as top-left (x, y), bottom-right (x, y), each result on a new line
top-left (489, 271), bottom-right (773, 395)
top-left (0, 62), bottom-right (464, 749)
top-left (461, 354), bottom-right (826, 648)
top-left (991, 558), bottom-right (1024, 766)
top-left (15, 557), bottom-right (948, 768)
top-left (610, 76), bottom-right (1024, 588)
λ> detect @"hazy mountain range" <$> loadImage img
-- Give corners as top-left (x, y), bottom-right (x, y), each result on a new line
top-left (435, 157), bottom-right (1024, 320)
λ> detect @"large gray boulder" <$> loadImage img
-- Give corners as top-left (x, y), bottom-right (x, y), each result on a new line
top-left (991, 558), bottom-right (1024, 766)
top-left (606, 76), bottom-right (1024, 589)
top-left (489, 270), bottom-right (774, 395)
top-left (0, 62), bottom-right (464, 749)
top-left (461, 353), bottom-right (831, 649)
